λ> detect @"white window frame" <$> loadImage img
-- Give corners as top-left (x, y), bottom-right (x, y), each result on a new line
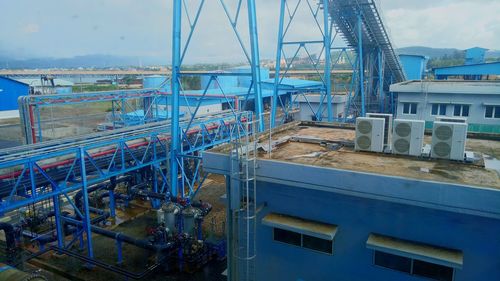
top-left (431, 104), bottom-right (447, 116)
top-left (402, 103), bottom-right (417, 115)
top-left (485, 105), bottom-right (500, 119)
top-left (453, 104), bottom-right (470, 117)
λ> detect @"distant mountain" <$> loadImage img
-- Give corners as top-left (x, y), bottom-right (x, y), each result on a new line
top-left (0, 54), bottom-right (166, 69)
top-left (397, 46), bottom-right (500, 59)
top-left (486, 50), bottom-right (500, 59)
top-left (396, 46), bottom-right (462, 59)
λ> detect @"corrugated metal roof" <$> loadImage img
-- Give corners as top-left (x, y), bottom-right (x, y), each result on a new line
top-left (0, 76), bottom-right (29, 86)
top-left (15, 78), bottom-right (74, 87)
top-left (390, 80), bottom-right (500, 95)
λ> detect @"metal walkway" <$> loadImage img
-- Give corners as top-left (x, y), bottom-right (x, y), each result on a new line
top-left (329, 0), bottom-right (406, 83)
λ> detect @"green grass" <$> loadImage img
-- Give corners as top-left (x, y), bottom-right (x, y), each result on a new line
top-left (72, 84), bottom-right (120, 93)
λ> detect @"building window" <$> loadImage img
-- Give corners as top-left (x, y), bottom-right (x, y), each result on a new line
top-left (273, 228), bottom-right (301, 247)
top-left (302, 234), bottom-right (333, 253)
top-left (374, 251), bottom-right (411, 273)
top-left (403, 103), bottom-right (417, 115)
top-left (413, 259), bottom-right (455, 281)
top-left (485, 105), bottom-right (500, 119)
top-left (431, 104), bottom-right (447, 116)
top-left (373, 250), bottom-right (454, 281)
top-left (264, 213), bottom-right (337, 255)
top-left (453, 105), bottom-right (469, 117)
top-left (272, 228), bottom-right (333, 254)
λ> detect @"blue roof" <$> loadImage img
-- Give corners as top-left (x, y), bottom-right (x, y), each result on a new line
top-left (466, 47), bottom-right (488, 51)
top-left (433, 61), bottom-right (500, 76)
top-left (399, 54), bottom-right (428, 60)
top-left (261, 78), bottom-right (323, 90)
top-left (0, 76), bottom-right (30, 86)
top-left (183, 87), bottom-right (275, 98)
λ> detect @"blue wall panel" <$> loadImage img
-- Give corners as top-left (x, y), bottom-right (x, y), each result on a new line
top-left (0, 77), bottom-right (29, 111)
top-left (255, 182), bottom-right (500, 281)
top-left (399, 55), bottom-right (426, 80)
top-left (434, 62), bottom-right (500, 77)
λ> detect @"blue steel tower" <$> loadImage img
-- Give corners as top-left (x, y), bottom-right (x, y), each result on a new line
top-left (170, 0), bottom-right (265, 197)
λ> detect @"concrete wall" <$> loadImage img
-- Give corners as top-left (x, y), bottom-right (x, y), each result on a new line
top-left (396, 92), bottom-right (500, 133)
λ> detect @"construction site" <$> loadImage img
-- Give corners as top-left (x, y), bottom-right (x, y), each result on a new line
top-left (0, 1), bottom-right (499, 281)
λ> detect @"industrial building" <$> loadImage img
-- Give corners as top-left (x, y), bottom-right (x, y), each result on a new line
top-left (399, 54), bottom-right (428, 80)
top-left (433, 47), bottom-right (500, 80)
top-left (203, 122), bottom-right (500, 281)
top-left (0, 76), bottom-right (30, 118)
top-left (16, 78), bottom-right (74, 95)
top-left (390, 80), bottom-right (500, 134)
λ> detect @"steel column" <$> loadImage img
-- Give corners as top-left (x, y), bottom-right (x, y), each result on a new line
top-left (357, 12), bottom-right (366, 117)
top-left (247, 0), bottom-right (264, 132)
top-left (171, 0), bottom-right (182, 197)
top-left (323, 0), bottom-right (333, 121)
top-left (271, 0), bottom-right (286, 129)
top-left (79, 148), bottom-right (94, 259)
top-left (378, 48), bottom-right (384, 113)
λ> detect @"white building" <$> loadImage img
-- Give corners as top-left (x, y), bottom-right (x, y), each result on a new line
top-left (390, 81), bottom-right (500, 134)
top-left (295, 94), bottom-right (347, 121)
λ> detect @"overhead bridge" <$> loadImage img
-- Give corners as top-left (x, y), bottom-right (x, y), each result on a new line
top-left (329, 0), bottom-right (406, 83)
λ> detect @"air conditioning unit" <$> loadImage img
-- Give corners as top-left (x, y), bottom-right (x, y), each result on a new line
top-left (355, 117), bottom-right (385, 153)
top-left (431, 121), bottom-right (468, 161)
top-left (367, 113), bottom-right (393, 151)
top-left (392, 119), bottom-right (425, 156)
top-left (435, 116), bottom-right (467, 123)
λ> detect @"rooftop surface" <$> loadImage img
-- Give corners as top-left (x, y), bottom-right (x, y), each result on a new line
top-left (226, 122), bottom-right (500, 189)
top-left (390, 80), bottom-right (500, 94)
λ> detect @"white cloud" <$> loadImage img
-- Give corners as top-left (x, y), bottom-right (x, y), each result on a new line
top-left (1, 0), bottom-right (499, 62)
top-left (382, 1), bottom-right (500, 49)
top-left (22, 23), bottom-right (40, 34)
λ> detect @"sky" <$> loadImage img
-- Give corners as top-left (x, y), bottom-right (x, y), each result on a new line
top-left (0, 0), bottom-right (499, 64)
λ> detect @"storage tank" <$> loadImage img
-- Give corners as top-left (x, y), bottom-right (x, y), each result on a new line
top-left (143, 75), bottom-right (171, 92)
top-left (181, 206), bottom-right (200, 237)
top-left (157, 202), bottom-right (180, 234)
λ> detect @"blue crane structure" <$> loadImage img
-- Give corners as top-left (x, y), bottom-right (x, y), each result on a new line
top-left (0, 0), bottom-right (406, 278)
top-left (272, 0), bottom-right (405, 126)
top-left (170, 0), bottom-right (265, 197)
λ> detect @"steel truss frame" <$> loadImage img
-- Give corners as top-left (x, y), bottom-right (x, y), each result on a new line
top-left (0, 110), bottom-right (253, 263)
top-left (171, 0), bottom-right (264, 197)
top-left (18, 89), bottom-right (169, 144)
top-left (272, 0), bottom-right (333, 127)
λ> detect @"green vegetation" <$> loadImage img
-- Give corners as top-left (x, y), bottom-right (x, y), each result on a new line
top-left (73, 84), bottom-right (120, 93)
top-left (181, 76), bottom-right (201, 90)
top-left (427, 50), bottom-right (465, 69)
top-left (122, 74), bottom-right (138, 86)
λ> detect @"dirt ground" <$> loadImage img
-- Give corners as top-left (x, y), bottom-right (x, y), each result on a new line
top-left (196, 174), bottom-right (227, 238)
